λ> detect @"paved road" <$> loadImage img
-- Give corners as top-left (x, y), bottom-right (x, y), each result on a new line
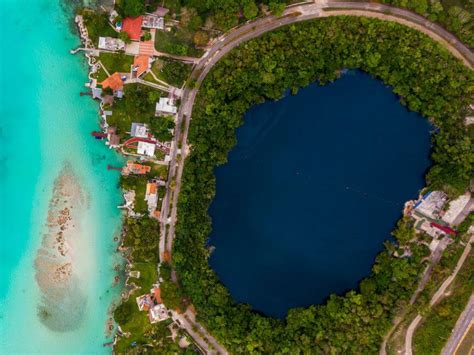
top-left (171, 310), bottom-right (228, 355)
top-left (405, 235), bottom-right (474, 355)
top-left (157, 2), bottom-right (474, 353)
top-left (443, 295), bottom-right (474, 355)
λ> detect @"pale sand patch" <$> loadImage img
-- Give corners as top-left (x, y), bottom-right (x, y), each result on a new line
top-left (34, 163), bottom-right (88, 332)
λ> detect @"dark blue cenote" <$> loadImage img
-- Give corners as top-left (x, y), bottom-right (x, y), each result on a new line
top-left (208, 70), bottom-right (432, 319)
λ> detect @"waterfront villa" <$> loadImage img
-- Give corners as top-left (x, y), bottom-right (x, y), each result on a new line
top-left (136, 294), bottom-right (154, 311)
top-left (156, 97), bottom-right (177, 116)
top-left (98, 36), bottom-right (125, 51)
top-left (136, 287), bottom-right (169, 323)
top-left (101, 72), bottom-right (125, 91)
top-left (130, 123), bottom-right (148, 138)
top-left (413, 191), bottom-right (447, 219)
top-left (122, 160), bottom-right (151, 175)
top-left (407, 190), bottom-right (472, 240)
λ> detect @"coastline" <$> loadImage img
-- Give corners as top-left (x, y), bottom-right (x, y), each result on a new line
top-left (1, 0), bottom-right (125, 352)
top-left (72, 11), bottom-right (144, 348)
top-left (64, 2), bottom-right (473, 353)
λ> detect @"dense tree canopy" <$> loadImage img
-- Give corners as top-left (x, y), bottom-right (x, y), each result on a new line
top-left (172, 16), bottom-right (473, 353)
top-left (381, 0), bottom-right (474, 49)
top-left (164, 0), bottom-right (289, 30)
top-left (121, 0), bottom-right (145, 17)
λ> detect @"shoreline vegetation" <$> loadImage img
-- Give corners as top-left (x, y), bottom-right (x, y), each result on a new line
top-left (173, 17), bottom-right (473, 353)
top-left (72, 0), bottom-right (473, 352)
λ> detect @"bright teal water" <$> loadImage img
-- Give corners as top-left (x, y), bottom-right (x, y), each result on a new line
top-left (209, 71), bottom-right (432, 318)
top-left (0, 0), bottom-right (124, 352)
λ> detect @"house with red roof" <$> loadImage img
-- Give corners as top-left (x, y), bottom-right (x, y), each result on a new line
top-left (122, 16), bottom-right (143, 41)
top-left (132, 55), bottom-right (151, 78)
top-left (101, 72), bottom-right (124, 91)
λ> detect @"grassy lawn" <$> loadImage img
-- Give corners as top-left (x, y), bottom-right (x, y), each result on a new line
top-left (412, 248), bottom-right (474, 354)
top-left (151, 58), bottom-right (192, 87)
top-left (114, 297), bottom-right (152, 351)
top-left (80, 9), bottom-right (117, 46)
top-left (120, 175), bottom-right (149, 214)
top-left (150, 164), bottom-right (168, 179)
top-left (114, 296), bottom-right (175, 352)
top-left (132, 262), bottom-right (158, 291)
top-left (91, 66), bottom-right (108, 82)
top-left (99, 52), bottom-right (134, 74)
top-left (154, 28), bottom-right (203, 57)
top-left (143, 72), bottom-right (160, 84)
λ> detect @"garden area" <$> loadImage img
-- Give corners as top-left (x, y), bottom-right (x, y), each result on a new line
top-left (151, 58), bottom-right (192, 87)
top-left (120, 175), bottom-right (149, 214)
top-left (106, 84), bottom-right (163, 137)
top-left (80, 9), bottom-right (117, 46)
top-left (99, 52), bottom-right (134, 74)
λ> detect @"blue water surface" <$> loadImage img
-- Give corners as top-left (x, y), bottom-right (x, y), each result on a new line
top-left (209, 71), bottom-right (432, 318)
top-left (0, 0), bottom-right (124, 352)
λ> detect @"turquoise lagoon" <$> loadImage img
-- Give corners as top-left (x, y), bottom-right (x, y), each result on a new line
top-left (0, 0), bottom-right (124, 352)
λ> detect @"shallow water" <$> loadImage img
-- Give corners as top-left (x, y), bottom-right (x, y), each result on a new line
top-left (209, 71), bottom-right (432, 318)
top-left (0, 0), bottom-right (124, 352)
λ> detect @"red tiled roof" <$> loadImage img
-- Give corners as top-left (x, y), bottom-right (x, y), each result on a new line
top-left (101, 72), bottom-right (123, 91)
top-left (133, 55), bottom-right (150, 77)
top-left (430, 222), bottom-right (457, 236)
top-left (122, 16), bottom-right (143, 41)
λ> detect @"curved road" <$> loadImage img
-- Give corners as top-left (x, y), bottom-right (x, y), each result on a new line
top-left (158, 2), bottom-right (474, 353)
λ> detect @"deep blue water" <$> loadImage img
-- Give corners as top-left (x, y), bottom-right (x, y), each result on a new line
top-left (208, 71), bottom-right (432, 318)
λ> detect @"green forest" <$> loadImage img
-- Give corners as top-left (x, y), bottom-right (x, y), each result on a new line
top-left (171, 16), bottom-right (473, 353)
top-left (379, 0), bottom-right (474, 49)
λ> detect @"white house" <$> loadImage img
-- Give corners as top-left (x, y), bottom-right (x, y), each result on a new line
top-left (137, 141), bottom-right (156, 157)
top-left (131, 122), bottom-right (148, 138)
top-left (98, 36), bottom-right (125, 51)
top-left (142, 14), bottom-right (165, 30)
top-left (149, 304), bottom-right (169, 323)
top-left (155, 97), bottom-right (177, 116)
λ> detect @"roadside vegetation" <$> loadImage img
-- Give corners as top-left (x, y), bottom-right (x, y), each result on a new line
top-left (155, 27), bottom-right (203, 57)
top-left (172, 16), bottom-right (473, 353)
top-left (378, 0), bottom-right (474, 49)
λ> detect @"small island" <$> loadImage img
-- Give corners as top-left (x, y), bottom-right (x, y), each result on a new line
top-left (73, 0), bottom-right (473, 353)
